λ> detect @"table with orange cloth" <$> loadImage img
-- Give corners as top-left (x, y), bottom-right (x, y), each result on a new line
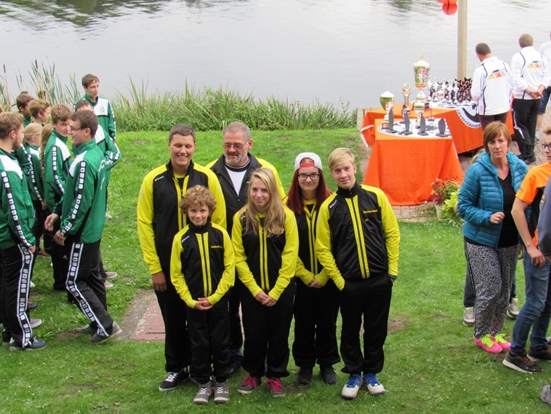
top-left (361, 104), bottom-right (513, 154)
top-left (363, 120), bottom-right (464, 206)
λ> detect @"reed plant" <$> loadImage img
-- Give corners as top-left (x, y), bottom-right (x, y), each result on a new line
top-left (2, 62), bottom-right (355, 130)
top-left (113, 78), bottom-right (355, 132)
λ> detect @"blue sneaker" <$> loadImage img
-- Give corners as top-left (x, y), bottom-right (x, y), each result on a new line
top-left (341, 374), bottom-right (362, 400)
top-left (364, 373), bottom-right (385, 395)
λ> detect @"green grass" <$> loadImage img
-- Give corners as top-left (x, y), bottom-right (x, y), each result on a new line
top-left (1, 129), bottom-right (543, 413)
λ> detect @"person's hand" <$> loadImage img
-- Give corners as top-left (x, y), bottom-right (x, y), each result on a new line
top-left (261, 296), bottom-right (277, 307)
top-left (53, 230), bottom-right (66, 246)
top-left (151, 271), bottom-right (167, 292)
top-left (44, 213), bottom-right (59, 231)
top-left (28, 245), bottom-right (36, 254)
top-left (490, 212), bottom-right (505, 225)
top-left (194, 298), bottom-right (213, 311)
top-left (255, 291), bottom-right (277, 306)
top-left (308, 278), bottom-right (323, 289)
top-left (526, 245), bottom-right (546, 268)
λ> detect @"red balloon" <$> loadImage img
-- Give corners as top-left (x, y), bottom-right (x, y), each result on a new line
top-left (442, 3), bottom-right (457, 14)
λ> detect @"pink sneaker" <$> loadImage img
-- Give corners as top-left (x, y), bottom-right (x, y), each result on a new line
top-left (492, 334), bottom-right (511, 351)
top-left (474, 334), bottom-right (503, 354)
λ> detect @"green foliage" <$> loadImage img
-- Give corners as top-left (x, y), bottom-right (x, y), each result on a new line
top-left (113, 78), bottom-right (355, 132)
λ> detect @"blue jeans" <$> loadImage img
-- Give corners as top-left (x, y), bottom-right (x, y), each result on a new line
top-left (510, 255), bottom-right (551, 355)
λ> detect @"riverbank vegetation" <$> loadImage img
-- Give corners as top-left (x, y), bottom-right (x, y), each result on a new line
top-left (2, 129), bottom-right (539, 413)
top-left (1, 62), bottom-right (355, 131)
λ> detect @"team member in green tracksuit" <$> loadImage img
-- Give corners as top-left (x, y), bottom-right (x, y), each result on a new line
top-left (316, 148), bottom-right (400, 401)
top-left (45, 110), bottom-right (121, 344)
top-left (76, 74), bottom-right (116, 142)
top-left (43, 104), bottom-right (73, 292)
top-left (0, 112), bottom-right (46, 351)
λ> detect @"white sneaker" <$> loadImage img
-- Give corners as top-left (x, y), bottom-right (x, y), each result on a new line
top-left (341, 374), bottom-right (362, 400)
top-left (30, 318), bottom-right (42, 329)
top-left (364, 373), bottom-right (386, 395)
top-left (507, 298), bottom-right (520, 319)
top-left (30, 281), bottom-right (35, 289)
top-left (463, 307), bottom-right (475, 326)
top-left (104, 280), bottom-right (114, 288)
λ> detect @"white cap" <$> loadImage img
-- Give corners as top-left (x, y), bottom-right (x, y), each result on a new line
top-left (294, 152), bottom-right (323, 171)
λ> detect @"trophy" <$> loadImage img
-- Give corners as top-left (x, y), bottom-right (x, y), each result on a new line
top-left (413, 56), bottom-right (431, 101)
top-left (401, 83), bottom-right (412, 113)
top-left (413, 100), bottom-right (425, 128)
top-left (380, 91), bottom-right (394, 129)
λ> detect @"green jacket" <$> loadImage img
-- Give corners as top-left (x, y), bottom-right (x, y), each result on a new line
top-left (24, 144), bottom-right (44, 202)
top-left (0, 148), bottom-right (35, 249)
top-left (59, 140), bottom-right (106, 243)
top-left (78, 94), bottom-right (116, 141)
top-left (43, 130), bottom-right (71, 211)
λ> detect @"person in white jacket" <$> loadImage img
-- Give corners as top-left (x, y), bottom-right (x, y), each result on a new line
top-left (537, 31), bottom-right (551, 136)
top-left (471, 43), bottom-right (513, 130)
top-left (511, 33), bottom-right (550, 164)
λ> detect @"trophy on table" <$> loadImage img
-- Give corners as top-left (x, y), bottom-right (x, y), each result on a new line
top-left (380, 91), bottom-right (394, 129)
top-left (413, 100), bottom-right (425, 128)
top-left (401, 83), bottom-right (412, 114)
top-left (413, 56), bottom-right (431, 102)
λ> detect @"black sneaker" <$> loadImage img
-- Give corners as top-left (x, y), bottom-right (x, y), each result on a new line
top-left (159, 368), bottom-right (190, 392)
top-left (503, 351), bottom-right (543, 373)
top-left (298, 367), bottom-right (313, 385)
top-left (89, 322), bottom-right (122, 344)
top-left (27, 301), bottom-right (38, 312)
top-left (529, 346), bottom-right (551, 361)
top-left (9, 337), bottom-right (47, 351)
top-left (320, 365), bottom-right (337, 384)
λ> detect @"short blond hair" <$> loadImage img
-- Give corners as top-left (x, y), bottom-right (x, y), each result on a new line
top-left (328, 148), bottom-right (355, 170)
top-left (29, 99), bottom-right (50, 118)
top-left (179, 185), bottom-right (216, 215)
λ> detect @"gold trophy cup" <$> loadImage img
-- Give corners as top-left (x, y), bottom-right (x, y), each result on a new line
top-left (380, 91), bottom-right (394, 129)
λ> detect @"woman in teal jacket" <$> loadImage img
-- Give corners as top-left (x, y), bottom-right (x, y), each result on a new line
top-left (458, 122), bottom-right (528, 354)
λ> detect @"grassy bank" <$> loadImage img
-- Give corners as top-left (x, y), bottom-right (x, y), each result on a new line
top-left (1, 128), bottom-right (545, 413)
top-left (1, 63), bottom-right (355, 131)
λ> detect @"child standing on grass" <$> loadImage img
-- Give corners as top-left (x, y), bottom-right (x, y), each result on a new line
top-left (232, 168), bottom-right (298, 398)
top-left (316, 148), bottom-right (400, 400)
top-left (170, 185), bottom-right (235, 405)
top-left (0, 112), bottom-right (46, 351)
top-left (43, 104), bottom-right (72, 294)
top-left (23, 123), bottom-right (46, 256)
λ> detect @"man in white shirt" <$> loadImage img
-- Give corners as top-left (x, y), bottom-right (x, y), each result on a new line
top-left (471, 43), bottom-right (513, 130)
top-left (511, 33), bottom-right (550, 164)
top-left (537, 31), bottom-right (551, 137)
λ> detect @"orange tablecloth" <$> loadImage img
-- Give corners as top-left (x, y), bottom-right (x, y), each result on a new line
top-left (364, 120), bottom-right (464, 206)
top-left (361, 104), bottom-right (513, 154)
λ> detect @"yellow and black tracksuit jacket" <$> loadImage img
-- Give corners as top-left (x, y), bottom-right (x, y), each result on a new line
top-left (289, 199), bottom-right (330, 286)
top-left (232, 206), bottom-right (298, 300)
top-left (137, 160), bottom-right (226, 274)
top-left (170, 220), bottom-right (235, 309)
top-left (316, 182), bottom-right (400, 290)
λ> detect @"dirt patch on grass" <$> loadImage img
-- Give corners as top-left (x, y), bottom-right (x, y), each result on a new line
top-left (388, 318), bottom-right (406, 334)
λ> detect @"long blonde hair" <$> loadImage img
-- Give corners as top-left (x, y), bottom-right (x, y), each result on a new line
top-left (244, 168), bottom-right (285, 237)
top-left (40, 124), bottom-right (53, 170)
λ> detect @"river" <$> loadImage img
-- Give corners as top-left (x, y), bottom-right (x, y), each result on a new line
top-left (1, 0), bottom-right (550, 111)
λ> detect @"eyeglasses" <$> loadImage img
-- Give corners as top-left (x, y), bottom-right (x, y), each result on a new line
top-left (223, 143), bottom-right (246, 150)
top-left (543, 143), bottom-right (551, 151)
top-left (70, 127), bottom-right (84, 132)
top-left (298, 173), bottom-right (320, 181)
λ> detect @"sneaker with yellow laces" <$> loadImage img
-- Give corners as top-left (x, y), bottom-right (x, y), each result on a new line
top-left (491, 334), bottom-right (511, 351)
top-left (473, 334), bottom-right (502, 354)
